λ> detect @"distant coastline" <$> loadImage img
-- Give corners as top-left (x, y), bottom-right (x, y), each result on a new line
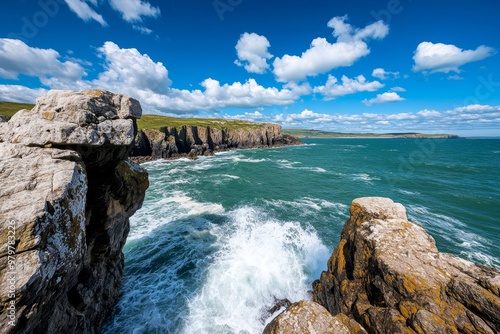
top-left (284, 128), bottom-right (459, 139)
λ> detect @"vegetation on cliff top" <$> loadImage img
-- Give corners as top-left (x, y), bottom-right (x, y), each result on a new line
top-left (0, 102), bottom-right (35, 119)
top-left (0, 103), bottom-right (266, 130)
top-left (137, 114), bottom-right (267, 131)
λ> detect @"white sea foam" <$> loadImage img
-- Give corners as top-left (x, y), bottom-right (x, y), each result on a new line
top-left (276, 160), bottom-right (326, 173)
top-left (397, 189), bottom-right (421, 196)
top-left (129, 191), bottom-right (225, 240)
top-left (264, 197), bottom-right (349, 222)
top-left (233, 157), bottom-right (268, 163)
top-left (351, 173), bottom-right (380, 183)
top-left (183, 207), bottom-right (329, 334)
top-left (407, 205), bottom-right (499, 269)
top-left (103, 218), bottom-right (217, 334)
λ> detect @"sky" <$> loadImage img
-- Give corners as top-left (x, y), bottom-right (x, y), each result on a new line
top-left (0, 0), bottom-right (499, 136)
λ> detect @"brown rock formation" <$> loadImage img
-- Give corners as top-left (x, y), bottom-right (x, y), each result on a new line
top-left (0, 90), bottom-right (149, 334)
top-left (263, 300), bottom-right (367, 334)
top-left (312, 197), bottom-right (500, 334)
top-left (129, 123), bottom-right (302, 161)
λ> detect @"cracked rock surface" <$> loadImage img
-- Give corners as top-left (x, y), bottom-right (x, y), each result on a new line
top-left (0, 90), bottom-right (149, 334)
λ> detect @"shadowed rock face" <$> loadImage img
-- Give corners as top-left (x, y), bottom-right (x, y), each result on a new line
top-left (0, 90), bottom-right (149, 334)
top-left (129, 123), bottom-right (302, 161)
top-left (312, 197), bottom-right (500, 334)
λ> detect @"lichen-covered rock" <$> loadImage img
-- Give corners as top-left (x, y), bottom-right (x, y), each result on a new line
top-left (313, 197), bottom-right (500, 334)
top-left (0, 90), bottom-right (148, 334)
top-left (263, 300), bottom-right (364, 334)
top-left (0, 143), bottom-right (88, 333)
top-left (5, 89), bottom-right (140, 147)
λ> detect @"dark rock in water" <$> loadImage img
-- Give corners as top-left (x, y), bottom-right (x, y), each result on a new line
top-left (312, 197), bottom-right (500, 334)
top-left (0, 90), bottom-right (149, 334)
top-left (129, 123), bottom-right (302, 161)
top-left (267, 298), bottom-right (292, 316)
top-left (260, 297), bottom-right (292, 323)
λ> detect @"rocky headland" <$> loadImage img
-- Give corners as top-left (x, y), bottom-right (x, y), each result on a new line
top-left (0, 90), bottom-right (149, 334)
top-left (264, 197), bottom-right (500, 334)
top-left (129, 117), bottom-right (302, 163)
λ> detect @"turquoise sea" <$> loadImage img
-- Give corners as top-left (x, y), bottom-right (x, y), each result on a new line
top-left (103, 138), bottom-right (500, 334)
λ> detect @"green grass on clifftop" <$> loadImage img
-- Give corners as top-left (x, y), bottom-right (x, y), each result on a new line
top-left (137, 114), bottom-right (266, 130)
top-left (0, 102), bottom-right (35, 119)
top-left (0, 103), bottom-right (266, 131)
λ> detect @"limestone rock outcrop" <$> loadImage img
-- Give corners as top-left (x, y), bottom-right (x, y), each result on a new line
top-left (129, 123), bottom-right (302, 161)
top-left (263, 300), bottom-right (366, 334)
top-left (312, 197), bottom-right (500, 334)
top-left (0, 90), bottom-right (148, 334)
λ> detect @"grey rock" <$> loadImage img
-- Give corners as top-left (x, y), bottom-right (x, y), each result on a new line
top-left (6, 89), bottom-right (140, 147)
top-left (0, 90), bottom-right (149, 334)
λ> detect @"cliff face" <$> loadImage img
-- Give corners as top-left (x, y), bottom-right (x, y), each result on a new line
top-left (130, 123), bottom-right (302, 161)
top-left (265, 197), bottom-right (500, 334)
top-left (0, 90), bottom-right (149, 334)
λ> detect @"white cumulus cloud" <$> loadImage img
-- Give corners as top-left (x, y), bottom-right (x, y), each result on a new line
top-left (63, 0), bottom-right (159, 27)
top-left (272, 15), bottom-right (389, 82)
top-left (413, 42), bottom-right (496, 74)
top-left (372, 68), bottom-right (400, 80)
top-left (127, 78), bottom-right (302, 113)
top-left (95, 41), bottom-right (172, 94)
top-left (63, 0), bottom-right (107, 26)
top-left (314, 74), bottom-right (384, 100)
top-left (235, 33), bottom-right (273, 74)
top-left (363, 91), bottom-right (405, 106)
top-left (108, 0), bottom-right (160, 22)
top-left (0, 85), bottom-right (48, 103)
top-left (227, 105), bottom-right (500, 134)
top-left (0, 39), bottom-right (86, 84)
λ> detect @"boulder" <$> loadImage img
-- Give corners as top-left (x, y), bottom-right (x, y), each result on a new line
top-left (313, 197), bottom-right (500, 334)
top-left (5, 89), bottom-right (139, 148)
top-left (263, 300), bottom-right (366, 334)
top-left (0, 90), bottom-right (149, 334)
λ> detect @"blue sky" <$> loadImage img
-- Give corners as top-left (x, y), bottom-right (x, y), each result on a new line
top-left (0, 0), bottom-right (499, 135)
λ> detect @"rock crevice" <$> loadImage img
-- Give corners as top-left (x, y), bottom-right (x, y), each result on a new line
top-left (0, 90), bottom-right (149, 334)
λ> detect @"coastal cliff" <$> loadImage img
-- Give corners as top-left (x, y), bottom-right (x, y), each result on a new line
top-left (265, 197), bottom-right (500, 333)
top-left (129, 118), bottom-right (302, 162)
top-left (0, 90), bottom-right (149, 333)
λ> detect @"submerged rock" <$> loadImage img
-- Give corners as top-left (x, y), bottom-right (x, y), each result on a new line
top-left (312, 197), bottom-right (500, 333)
top-left (0, 90), bottom-right (149, 334)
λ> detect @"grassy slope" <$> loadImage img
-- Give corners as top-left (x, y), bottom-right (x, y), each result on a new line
top-left (0, 102), bottom-right (35, 119)
top-left (0, 104), bottom-right (265, 130)
top-left (137, 114), bottom-right (266, 130)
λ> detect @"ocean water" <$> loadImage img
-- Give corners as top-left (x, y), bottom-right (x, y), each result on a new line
top-left (103, 138), bottom-right (500, 334)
